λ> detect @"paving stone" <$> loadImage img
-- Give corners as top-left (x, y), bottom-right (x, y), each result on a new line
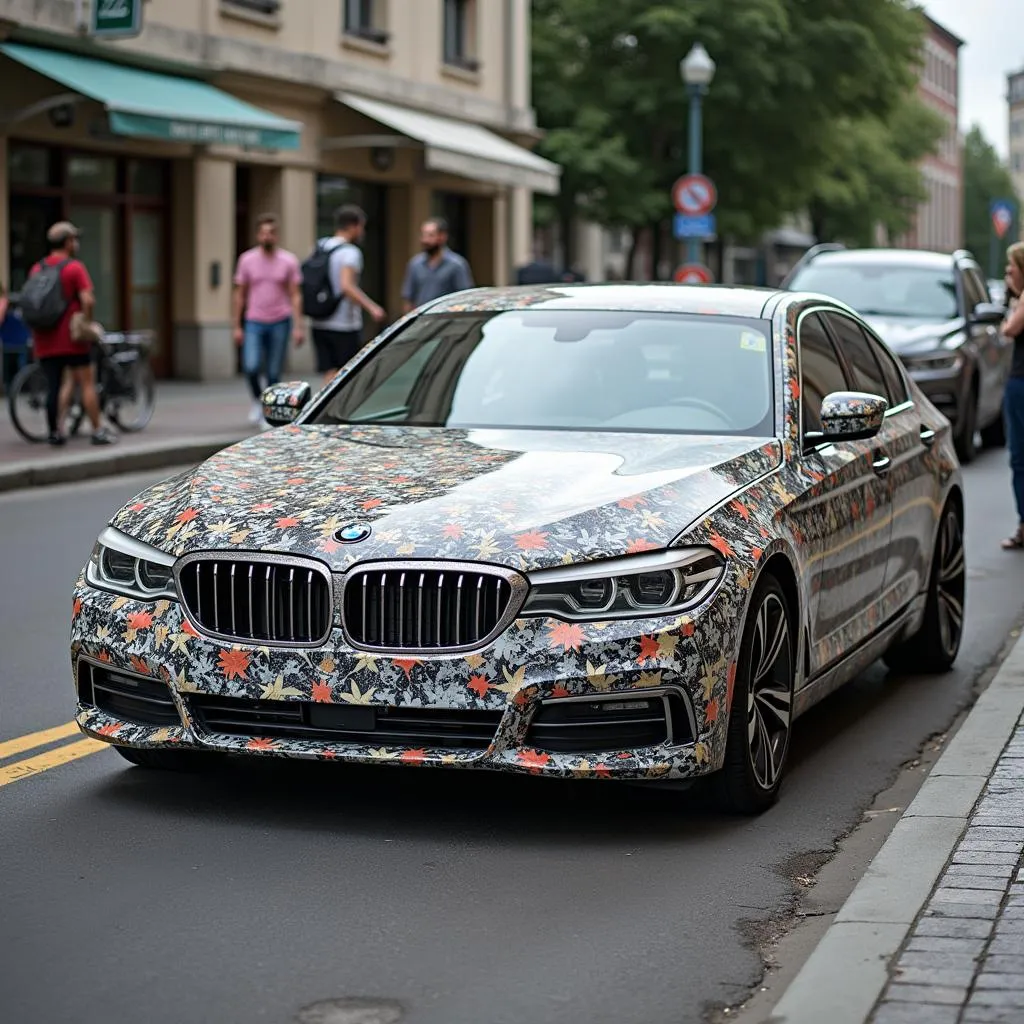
top-left (898, 951), bottom-right (981, 970)
top-left (939, 876), bottom-right (1009, 891)
top-left (885, 983), bottom-right (968, 1005)
top-left (989, 934), bottom-right (1024, 955)
top-left (907, 936), bottom-right (988, 954)
top-left (925, 901), bottom-right (1001, 919)
top-left (953, 852), bottom-right (1022, 866)
top-left (891, 966), bottom-right (975, 986)
top-left (995, 918), bottom-right (1024, 933)
top-left (968, 829), bottom-right (1024, 842)
top-left (934, 887), bottom-right (1003, 905)
top-left (968, 988), bottom-right (1024, 1008)
top-left (914, 918), bottom-right (994, 939)
top-left (946, 863), bottom-right (1016, 878)
top-left (873, 1002), bottom-right (960, 1023)
top-left (977, 955), bottom-right (1024, 975)
top-left (960, 842), bottom-right (1024, 854)
top-left (964, 1005), bottom-right (1024, 1022)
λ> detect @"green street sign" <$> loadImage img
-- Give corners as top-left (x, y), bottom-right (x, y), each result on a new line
top-left (90, 0), bottom-right (143, 39)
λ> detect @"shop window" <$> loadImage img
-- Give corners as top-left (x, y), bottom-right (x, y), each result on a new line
top-left (344, 0), bottom-right (388, 44)
top-left (128, 159), bottom-right (166, 198)
top-left (68, 153), bottom-right (116, 193)
top-left (443, 0), bottom-right (478, 71)
top-left (8, 144), bottom-right (56, 188)
top-left (432, 192), bottom-right (469, 259)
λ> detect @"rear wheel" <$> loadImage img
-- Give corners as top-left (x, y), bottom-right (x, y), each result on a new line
top-left (884, 499), bottom-right (965, 674)
top-left (955, 384), bottom-right (978, 463)
top-left (107, 360), bottom-right (155, 432)
top-left (114, 745), bottom-right (221, 772)
top-left (714, 575), bottom-right (795, 815)
top-left (7, 362), bottom-right (50, 442)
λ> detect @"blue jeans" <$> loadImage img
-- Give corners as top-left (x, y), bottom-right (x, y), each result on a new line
top-left (242, 318), bottom-right (291, 400)
top-left (1005, 376), bottom-right (1024, 523)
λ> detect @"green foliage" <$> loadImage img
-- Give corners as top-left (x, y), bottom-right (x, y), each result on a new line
top-left (962, 126), bottom-right (1020, 272)
top-left (532, 0), bottom-right (932, 247)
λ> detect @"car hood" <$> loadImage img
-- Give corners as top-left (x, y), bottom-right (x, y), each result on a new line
top-left (861, 315), bottom-right (963, 354)
top-left (110, 425), bottom-right (781, 572)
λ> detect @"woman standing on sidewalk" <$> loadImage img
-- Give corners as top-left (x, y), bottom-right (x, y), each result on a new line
top-left (1000, 242), bottom-right (1024, 549)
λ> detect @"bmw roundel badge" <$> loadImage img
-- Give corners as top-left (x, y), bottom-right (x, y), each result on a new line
top-left (335, 523), bottom-right (371, 543)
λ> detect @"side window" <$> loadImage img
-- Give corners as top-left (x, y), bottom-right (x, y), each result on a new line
top-left (961, 266), bottom-right (988, 310)
top-left (863, 328), bottom-right (909, 408)
top-left (825, 313), bottom-right (888, 400)
top-left (799, 312), bottom-right (848, 439)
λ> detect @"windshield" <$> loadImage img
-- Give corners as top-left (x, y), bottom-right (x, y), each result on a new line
top-left (789, 262), bottom-right (958, 319)
top-left (310, 310), bottom-right (775, 436)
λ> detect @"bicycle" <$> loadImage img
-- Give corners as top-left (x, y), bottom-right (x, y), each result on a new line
top-left (7, 330), bottom-right (156, 443)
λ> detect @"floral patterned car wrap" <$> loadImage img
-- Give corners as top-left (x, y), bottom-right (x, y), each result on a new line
top-left (72, 286), bottom-right (962, 781)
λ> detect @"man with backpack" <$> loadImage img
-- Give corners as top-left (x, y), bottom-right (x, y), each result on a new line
top-left (21, 221), bottom-right (114, 446)
top-left (303, 205), bottom-right (385, 385)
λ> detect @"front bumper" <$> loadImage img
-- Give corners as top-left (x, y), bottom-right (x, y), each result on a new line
top-left (70, 570), bottom-right (743, 782)
top-left (902, 364), bottom-right (964, 427)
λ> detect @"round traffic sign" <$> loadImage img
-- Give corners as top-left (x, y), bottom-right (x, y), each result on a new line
top-left (993, 205), bottom-right (1013, 239)
top-left (674, 263), bottom-right (713, 285)
top-left (672, 174), bottom-right (717, 216)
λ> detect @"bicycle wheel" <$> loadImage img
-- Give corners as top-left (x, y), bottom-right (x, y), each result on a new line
top-left (108, 359), bottom-right (155, 432)
top-left (7, 362), bottom-right (51, 443)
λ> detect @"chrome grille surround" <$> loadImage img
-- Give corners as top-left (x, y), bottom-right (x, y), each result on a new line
top-left (174, 551), bottom-right (335, 648)
top-left (337, 560), bottom-right (529, 655)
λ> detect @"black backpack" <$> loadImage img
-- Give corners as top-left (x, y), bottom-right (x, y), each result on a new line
top-left (20, 259), bottom-right (70, 330)
top-left (300, 240), bottom-right (344, 319)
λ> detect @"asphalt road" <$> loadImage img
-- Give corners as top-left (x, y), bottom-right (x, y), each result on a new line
top-left (1, 451), bottom-right (1023, 1024)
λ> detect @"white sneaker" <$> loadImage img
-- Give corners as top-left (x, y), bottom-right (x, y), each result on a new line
top-left (248, 400), bottom-right (263, 424)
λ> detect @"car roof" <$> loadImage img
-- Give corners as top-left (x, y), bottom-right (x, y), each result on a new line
top-left (798, 248), bottom-right (957, 270)
top-left (422, 283), bottom-right (782, 318)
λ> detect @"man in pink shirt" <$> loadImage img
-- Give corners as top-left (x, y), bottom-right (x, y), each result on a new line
top-left (233, 213), bottom-right (303, 423)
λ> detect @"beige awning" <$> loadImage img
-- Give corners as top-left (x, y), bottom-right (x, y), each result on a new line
top-left (336, 92), bottom-right (561, 195)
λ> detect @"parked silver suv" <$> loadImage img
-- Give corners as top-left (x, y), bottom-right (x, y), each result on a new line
top-left (784, 246), bottom-right (1011, 462)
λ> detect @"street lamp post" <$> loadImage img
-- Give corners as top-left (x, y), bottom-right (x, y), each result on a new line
top-left (680, 44), bottom-right (716, 266)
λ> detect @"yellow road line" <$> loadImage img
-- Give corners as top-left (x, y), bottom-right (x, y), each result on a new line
top-left (0, 721), bottom-right (81, 761)
top-left (0, 738), bottom-right (108, 788)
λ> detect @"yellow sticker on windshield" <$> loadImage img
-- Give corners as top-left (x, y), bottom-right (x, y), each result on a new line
top-left (740, 331), bottom-right (767, 352)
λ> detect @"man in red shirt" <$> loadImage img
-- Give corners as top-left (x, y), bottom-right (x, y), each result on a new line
top-left (29, 222), bottom-right (114, 446)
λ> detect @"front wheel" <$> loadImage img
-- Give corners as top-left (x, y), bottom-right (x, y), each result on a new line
top-left (7, 362), bottom-right (50, 442)
top-left (714, 575), bottom-right (795, 815)
top-left (884, 499), bottom-right (965, 674)
top-left (114, 745), bottom-right (221, 772)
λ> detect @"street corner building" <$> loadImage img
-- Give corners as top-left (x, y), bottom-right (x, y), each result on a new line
top-left (0, 0), bottom-right (559, 380)
top-left (69, 285), bottom-right (965, 813)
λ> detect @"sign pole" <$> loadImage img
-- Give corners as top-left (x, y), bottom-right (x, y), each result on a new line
top-left (991, 229), bottom-right (998, 281)
top-left (687, 85), bottom-right (703, 267)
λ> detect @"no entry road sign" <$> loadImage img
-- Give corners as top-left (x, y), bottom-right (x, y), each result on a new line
top-left (672, 174), bottom-right (717, 217)
top-left (991, 199), bottom-right (1016, 240)
top-left (674, 263), bottom-right (713, 285)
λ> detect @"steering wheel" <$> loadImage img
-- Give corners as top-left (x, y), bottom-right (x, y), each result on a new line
top-left (668, 396), bottom-right (733, 426)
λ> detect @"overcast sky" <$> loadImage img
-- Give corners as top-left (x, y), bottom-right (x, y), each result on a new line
top-left (922, 0), bottom-right (1022, 158)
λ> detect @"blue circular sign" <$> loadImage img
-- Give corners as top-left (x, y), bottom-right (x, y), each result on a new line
top-left (335, 524), bottom-right (371, 543)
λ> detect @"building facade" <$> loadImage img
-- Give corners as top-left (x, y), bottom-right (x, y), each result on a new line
top-left (0, 0), bottom-right (558, 378)
top-left (1010, 69), bottom-right (1024, 237)
top-left (892, 14), bottom-right (963, 253)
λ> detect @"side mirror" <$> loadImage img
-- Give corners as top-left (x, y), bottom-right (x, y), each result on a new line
top-left (971, 302), bottom-right (1005, 324)
top-left (807, 391), bottom-right (888, 445)
top-left (261, 381), bottom-right (311, 427)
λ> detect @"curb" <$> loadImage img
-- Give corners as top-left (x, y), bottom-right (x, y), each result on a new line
top-left (768, 631), bottom-right (1024, 1024)
top-left (0, 433), bottom-right (248, 493)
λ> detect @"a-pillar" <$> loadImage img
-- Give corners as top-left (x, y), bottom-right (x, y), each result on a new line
top-left (172, 156), bottom-right (236, 380)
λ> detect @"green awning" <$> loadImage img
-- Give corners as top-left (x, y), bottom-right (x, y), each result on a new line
top-left (1, 43), bottom-right (301, 150)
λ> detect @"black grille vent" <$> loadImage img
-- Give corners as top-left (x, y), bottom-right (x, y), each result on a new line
top-left (189, 696), bottom-right (502, 750)
top-left (78, 661), bottom-right (181, 727)
top-left (342, 566), bottom-right (519, 650)
top-left (178, 558), bottom-right (333, 646)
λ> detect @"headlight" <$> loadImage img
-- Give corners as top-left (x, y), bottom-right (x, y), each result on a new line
top-left (522, 548), bottom-right (725, 621)
top-left (87, 526), bottom-right (177, 600)
top-left (902, 350), bottom-right (964, 373)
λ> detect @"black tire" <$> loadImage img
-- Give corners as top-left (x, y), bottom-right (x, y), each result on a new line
top-left (714, 574), bottom-right (795, 815)
top-left (954, 384), bottom-right (978, 463)
top-left (981, 413), bottom-right (1006, 449)
top-left (884, 499), bottom-right (965, 674)
top-left (114, 745), bottom-right (221, 772)
top-left (108, 360), bottom-right (155, 432)
top-left (7, 362), bottom-right (50, 442)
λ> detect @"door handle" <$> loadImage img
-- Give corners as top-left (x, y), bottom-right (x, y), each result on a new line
top-left (872, 452), bottom-right (891, 476)
top-left (920, 426), bottom-right (936, 448)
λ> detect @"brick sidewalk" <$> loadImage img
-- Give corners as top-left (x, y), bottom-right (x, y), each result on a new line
top-left (0, 377), bottom-right (266, 468)
top-left (872, 722), bottom-right (1024, 1023)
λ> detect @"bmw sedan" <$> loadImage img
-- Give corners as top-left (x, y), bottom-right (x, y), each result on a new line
top-left (71, 285), bottom-right (965, 814)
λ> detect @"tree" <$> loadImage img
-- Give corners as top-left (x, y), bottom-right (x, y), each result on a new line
top-left (532, 0), bottom-right (931, 273)
top-left (808, 94), bottom-right (946, 245)
top-left (963, 126), bottom-right (1020, 275)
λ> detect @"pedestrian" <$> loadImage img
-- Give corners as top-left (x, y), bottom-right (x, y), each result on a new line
top-left (20, 221), bottom-right (114, 446)
top-left (233, 213), bottom-right (303, 424)
top-left (307, 205), bottom-right (385, 386)
top-left (1000, 241), bottom-right (1024, 549)
top-left (401, 217), bottom-right (474, 312)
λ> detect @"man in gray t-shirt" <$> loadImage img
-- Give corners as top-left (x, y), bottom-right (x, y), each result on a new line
top-left (310, 204), bottom-right (385, 384)
top-left (402, 217), bottom-right (474, 312)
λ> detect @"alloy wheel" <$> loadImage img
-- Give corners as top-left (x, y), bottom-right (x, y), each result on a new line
top-left (936, 508), bottom-right (966, 659)
top-left (747, 592), bottom-right (793, 791)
